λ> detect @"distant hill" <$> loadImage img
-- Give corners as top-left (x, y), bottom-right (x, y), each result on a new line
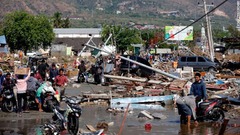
top-left (0, 0), bottom-right (238, 28)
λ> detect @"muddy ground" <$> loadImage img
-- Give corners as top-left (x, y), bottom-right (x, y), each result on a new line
top-left (0, 84), bottom-right (239, 135)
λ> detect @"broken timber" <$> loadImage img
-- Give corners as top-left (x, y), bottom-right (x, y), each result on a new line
top-left (84, 44), bottom-right (180, 79)
top-left (104, 74), bottom-right (162, 84)
top-left (104, 75), bottom-right (147, 82)
top-left (82, 93), bottom-right (122, 100)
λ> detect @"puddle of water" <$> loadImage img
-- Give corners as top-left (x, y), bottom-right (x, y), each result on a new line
top-left (0, 106), bottom-right (226, 135)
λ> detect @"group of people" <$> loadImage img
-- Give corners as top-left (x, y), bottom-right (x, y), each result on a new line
top-left (175, 72), bottom-right (207, 126)
top-left (0, 61), bottom-right (68, 116)
top-left (75, 57), bottom-right (104, 84)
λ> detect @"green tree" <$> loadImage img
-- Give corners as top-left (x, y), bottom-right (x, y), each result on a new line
top-left (62, 17), bottom-right (70, 28)
top-left (52, 12), bottom-right (71, 28)
top-left (3, 11), bottom-right (54, 54)
top-left (0, 22), bottom-right (3, 35)
top-left (101, 25), bottom-right (142, 53)
top-left (227, 25), bottom-right (240, 38)
top-left (53, 12), bottom-right (63, 28)
top-left (212, 29), bottom-right (230, 42)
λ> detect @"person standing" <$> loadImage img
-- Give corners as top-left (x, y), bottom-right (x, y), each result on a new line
top-left (49, 63), bottom-right (58, 83)
top-left (0, 69), bottom-right (5, 94)
top-left (190, 73), bottom-right (207, 102)
top-left (175, 95), bottom-right (198, 126)
top-left (54, 69), bottom-right (68, 101)
top-left (77, 61), bottom-right (86, 83)
top-left (37, 60), bottom-right (49, 81)
top-left (2, 72), bottom-right (16, 108)
top-left (15, 69), bottom-right (30, 116)
top-left (2, 72), bottom-right (15, 93)
top-left (34, 71), bottom-right (43, 83)
top-left (27, 72), bottom-right (41, 92)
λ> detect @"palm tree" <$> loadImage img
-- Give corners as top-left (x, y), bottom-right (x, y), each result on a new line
top-left (53, 12), bottom-right (62, 28)
top-left (62, 17), bottom-right (70, 28)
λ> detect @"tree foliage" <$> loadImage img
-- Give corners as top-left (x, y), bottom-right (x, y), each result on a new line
top-left (101, 24), bottom-right (142, 53)
top-left (3, 11), bottom-right (55, 54)
top-left (227, 25), bottom-right (240, 38)
top-left (52, 12), bottom-right (70, 28)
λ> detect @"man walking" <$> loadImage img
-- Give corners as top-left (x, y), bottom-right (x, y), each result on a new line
top-left (190, 73), bottom-right (207, 102)
top-left (54, 69), bottom-right (68, 101)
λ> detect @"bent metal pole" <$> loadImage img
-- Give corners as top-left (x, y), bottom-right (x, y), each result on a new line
top-left (84, 44), bottom-right (180, 79)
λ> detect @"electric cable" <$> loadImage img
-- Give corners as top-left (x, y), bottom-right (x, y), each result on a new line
top-left (158, 0), bottom-right (229, 44)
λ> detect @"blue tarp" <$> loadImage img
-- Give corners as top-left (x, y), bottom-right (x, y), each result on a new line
top-left (0, 35), bottom-right (6, 44)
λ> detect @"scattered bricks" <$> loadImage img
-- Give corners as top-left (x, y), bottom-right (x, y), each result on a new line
top-left (135, 86), bottom-right (144, 91)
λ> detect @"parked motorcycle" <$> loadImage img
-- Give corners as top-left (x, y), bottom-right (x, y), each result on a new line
top-left (43, 96), bottom-right (82, 135)
top-left (1, 89), bottom-right (15, 112)
top-left (42, 90), bottom-right (59, 112)
top-left (197, 98), bottom-right (226, 121)
top-left (78, 72), bottom-right (88, 83)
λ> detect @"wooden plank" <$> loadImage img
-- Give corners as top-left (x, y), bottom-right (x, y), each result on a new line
top-left (86, 124), bottom-right (96, 132)
top-left (216, 74), bottom-right (240, 79)
top-left (111, 95), bottom-right (173, 104)
top-left (218, 119), bottom-right (229, 135)
top-left (169, 79), bottom-right (187, 89)
top-left (83, 93), bottom-right (114, 99)
top-left (147, 80), bottom-right (162, 84)
top-left (207, 88), bottom-right (235, 95)
top-left (104, 75), bottom-right (163, 84)
top-left (104, 75), bottom-right (148, 82)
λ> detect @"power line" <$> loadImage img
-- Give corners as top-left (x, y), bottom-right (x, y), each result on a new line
top-left (158, 0), bottom-right (229, 44)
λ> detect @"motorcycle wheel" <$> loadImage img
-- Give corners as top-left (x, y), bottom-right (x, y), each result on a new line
top-left (3, 100), bottom-right (14, 112)
top-left (45, 100), bottom-right (54, 112)
top-left (67, 115), bottom-right (79, 135)
top-left (211, 107), bottom-right (225, 121)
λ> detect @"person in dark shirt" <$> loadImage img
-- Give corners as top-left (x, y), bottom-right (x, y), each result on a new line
top-left (2, 72), bottom-right (15, 93)
top-left (37, 60), bottom-right (49, 81)
top-left (190, 73), bottom-right (207, 102)
top-left (77, 61), bottom-right (86, 83)
top-left (49, 63), bottom-right (58, 83)
top-left (2, 72), bottom-right (16, 108)
top-left (0, 69), bottom-right (5, 93)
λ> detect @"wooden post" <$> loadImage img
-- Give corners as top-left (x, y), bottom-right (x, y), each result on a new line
top-left (118, 103), bottom-right (130, 135)
top-left (218, 119), bottom-right (229, 135)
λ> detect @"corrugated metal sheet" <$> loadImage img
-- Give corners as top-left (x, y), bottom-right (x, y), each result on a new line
top-left (0, 35), bottom-right (6, 44)
top-left (53, 28), bottom-right (101, 35)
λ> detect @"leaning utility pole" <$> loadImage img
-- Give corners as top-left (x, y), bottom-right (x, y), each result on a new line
top-left (203, 0), bottom-right (215, 61)
top-left (237, 1), bottom-right (240, 30)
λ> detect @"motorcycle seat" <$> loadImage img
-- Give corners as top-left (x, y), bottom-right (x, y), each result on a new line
top-left (200, 101), bottom-right (213, 106)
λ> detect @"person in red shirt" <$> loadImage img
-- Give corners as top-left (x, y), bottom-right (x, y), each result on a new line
top-left (54, 69), bottom-right (68, 101)
top-left (34, 71), bottom-right (43, 83)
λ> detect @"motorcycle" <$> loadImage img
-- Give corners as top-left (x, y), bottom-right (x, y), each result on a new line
top-left (197, 98), bottom-right (226, 122)
top-left (43, 96), bottom-right (82, 135)
top-left (78, 72), bottom-right (88, 83)
top-left (1, 89), bottom-right (15, 112)
top-left (27, 90), bottom-right (38, 110)
top-left (42, 90), bottom-right (59, 112)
